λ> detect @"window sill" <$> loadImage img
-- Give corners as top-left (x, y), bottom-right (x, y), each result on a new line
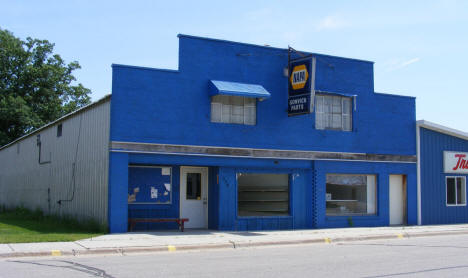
top-left (210, 121), bottom-right (256, 126)
top-left (237, 215), bottom-right (292, 219)
top-left (315, 128), bottom-right (353, 132)
top-left (325, 214), bottom-right (378, 219)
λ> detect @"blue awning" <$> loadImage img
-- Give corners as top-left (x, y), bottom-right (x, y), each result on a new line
top-left (209, 80), bottom-right (271, 99)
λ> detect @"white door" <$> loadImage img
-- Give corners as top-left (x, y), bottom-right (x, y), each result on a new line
top-left (389, 175), bottom-right (406, 225)
top-left (180, 167), bottom-right (208, 229)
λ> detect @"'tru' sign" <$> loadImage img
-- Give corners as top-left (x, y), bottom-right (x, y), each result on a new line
top-left (444, 151), bottom-right (468, 174)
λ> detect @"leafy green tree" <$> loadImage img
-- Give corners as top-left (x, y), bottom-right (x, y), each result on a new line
top-left (0, 28), bottom-right (91, 146)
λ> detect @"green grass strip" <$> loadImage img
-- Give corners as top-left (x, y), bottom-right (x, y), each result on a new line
top-left (0, 207), bottom-right (106, 243)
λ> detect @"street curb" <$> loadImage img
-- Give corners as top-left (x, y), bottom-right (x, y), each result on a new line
top-left (1, 230), bottom-right (467, 259)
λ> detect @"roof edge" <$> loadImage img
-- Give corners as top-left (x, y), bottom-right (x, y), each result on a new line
top-left (0, 94), bottom-right (112, 151)
top-left (417, 120), bottom-right (468, 141)
top-left (374, 92), bottom-right (416, 99)
top-left (112, 63), bottom-right (179, 73)
top-left (177, 34), bottom-right (374, 64)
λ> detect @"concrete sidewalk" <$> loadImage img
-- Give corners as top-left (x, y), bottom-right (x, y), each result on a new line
top-left (2, 224), bottom-right (468, 258)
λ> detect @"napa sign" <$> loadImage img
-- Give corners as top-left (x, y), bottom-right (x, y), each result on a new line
top-left (288, 57), bottom-right (315, 116)
top-left (290, 64), bottom-right (309, 90)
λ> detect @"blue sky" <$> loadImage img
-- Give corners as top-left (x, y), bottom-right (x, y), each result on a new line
top-left (1, 0), bottom-right (467, 131)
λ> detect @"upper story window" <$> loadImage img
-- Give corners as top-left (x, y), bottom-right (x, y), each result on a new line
top-left (57, 123), bottom-right (62, 137)
top-left (316, 94), bottom-right (352, 131)
top-left (211, 95), bottom-right (256, 125)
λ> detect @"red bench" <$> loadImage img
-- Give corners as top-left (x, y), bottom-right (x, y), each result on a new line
top-left (128, 218), bottom-right (189, 232)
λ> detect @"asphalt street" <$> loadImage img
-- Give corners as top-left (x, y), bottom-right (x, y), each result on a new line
top-left (2, 234), bottom-right (468, 278)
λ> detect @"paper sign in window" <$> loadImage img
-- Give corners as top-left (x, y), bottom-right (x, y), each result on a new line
top-left (151, 187), bottom-right (158, 199)
top-left (128, 166), bottom-right (172, 204)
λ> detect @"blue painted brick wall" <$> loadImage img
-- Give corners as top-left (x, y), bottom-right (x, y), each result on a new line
top-left (110, 35), bottom-right (416, 156)
top-left (107, 35), bottom-right (418, 232)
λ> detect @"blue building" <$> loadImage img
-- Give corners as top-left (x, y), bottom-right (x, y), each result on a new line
top-left (0, 34), bottom-right (418, 233)
top-left (108, 35), bottom-right (417, 233)
top-left (417, 120), bottom-right (468, 225)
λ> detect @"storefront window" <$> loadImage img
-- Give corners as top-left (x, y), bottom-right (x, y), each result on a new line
top-left (237, 173), bottom-right (289, 216)
top-left (326, 174), bottom-right (377, 216)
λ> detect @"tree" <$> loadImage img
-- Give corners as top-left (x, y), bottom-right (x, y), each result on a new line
top-left (0, 28), bottom-right (91, 146)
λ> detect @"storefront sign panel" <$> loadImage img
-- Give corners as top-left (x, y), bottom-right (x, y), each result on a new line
top-left (288, 57), bottom-right (315, 116)
top-left (288, 94), bottom-right (311, 115)
top-left (444, 151), bottom-right (468, 173)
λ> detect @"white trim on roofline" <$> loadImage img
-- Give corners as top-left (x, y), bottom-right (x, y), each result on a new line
top-left (0, 94), bottom-right (111, 151)
top-left (417, 120), bottom-right (468, 141)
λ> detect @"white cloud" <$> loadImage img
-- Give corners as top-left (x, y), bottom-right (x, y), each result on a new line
top-left (400, 57), bottom-right (420, 67)
top-left (316, 15), bottom-right (348, 31)
top-left (386, 57), bottom-right (421, 71)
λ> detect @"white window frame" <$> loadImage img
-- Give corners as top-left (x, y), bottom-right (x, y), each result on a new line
top-left (211, 95), bottom-right (256, 125)
top-left (325, 174), bottom-right (377, 216)
top-left (315, 94), bottom-right (352, 131)
top-left (446, 176), bottom-right (467, 206)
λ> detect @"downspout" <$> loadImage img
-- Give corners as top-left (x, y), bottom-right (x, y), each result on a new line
top-left (36, 134), bottom-right (51, 164)
top-left (416, 123), bottom-right (422, 225)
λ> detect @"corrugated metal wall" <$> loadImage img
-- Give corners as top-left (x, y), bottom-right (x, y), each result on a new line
top-left (420, 127), bottom-right (468, 224)
top-left (0, 99), bottom-right (110, 226)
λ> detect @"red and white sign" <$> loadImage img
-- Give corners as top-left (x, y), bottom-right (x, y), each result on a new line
top-left (444, 151), bottom-right (468, 174)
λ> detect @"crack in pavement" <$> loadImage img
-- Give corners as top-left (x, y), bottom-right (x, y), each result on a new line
top-left (362, 264), bottom-right (468, 277)
top-left (9, 259), bottom-right (116, 278)
top-left (73, 241), bottom-right (89, 250)
top-left (338, 242), bottom-right (468, 249)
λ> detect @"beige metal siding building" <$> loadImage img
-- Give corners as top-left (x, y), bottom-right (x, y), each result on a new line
top-left (0, 96), bottom-right (111, 226)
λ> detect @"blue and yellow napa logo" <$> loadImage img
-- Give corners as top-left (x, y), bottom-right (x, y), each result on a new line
top-left (290, 64), bottom-right (309, 90)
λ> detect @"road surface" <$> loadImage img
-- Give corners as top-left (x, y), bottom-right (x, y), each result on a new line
top-left (2, 234), bottom-right (468, 277)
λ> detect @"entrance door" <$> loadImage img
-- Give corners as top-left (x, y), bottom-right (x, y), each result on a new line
top-left (389, 175), bottom-right (407, 225)
top-left (180, 167), bottom-right (208, 229)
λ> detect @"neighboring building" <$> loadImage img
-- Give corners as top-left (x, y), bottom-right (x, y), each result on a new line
top-left (417, 120), bottom-right (468, 225)
top-left (0, 35), bottom-right (418, 233)
top-left (0, 96), bottom-right (110, 226)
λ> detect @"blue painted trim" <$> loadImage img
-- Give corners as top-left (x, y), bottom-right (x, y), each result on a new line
top-left (289, 174), bottom-right (294, 222)
top-left (325, 216), bottom-right (380, 221)
top-left (315, 90), bottom-right (356, 98)
top-left (111, 63), bottom-right (179, 73)
top-left (178, 34), bottom-right (287, 52)
top-left (108, 152), bottom-right (129, 233)
top-left (177, 34), bottom-right (374, 64)
top-left (374, 92), bottom-right (416, 100)
top-left (237, 216), bottom-right (293, 219)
